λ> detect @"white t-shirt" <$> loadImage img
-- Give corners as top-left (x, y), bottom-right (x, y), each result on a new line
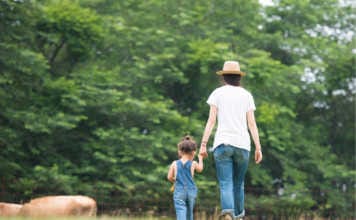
top-left (207, 85), bottom-right (256, 151)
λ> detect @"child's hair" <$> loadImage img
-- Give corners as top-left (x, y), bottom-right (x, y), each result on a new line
top-left (177, 135), bottom-right (197, 154)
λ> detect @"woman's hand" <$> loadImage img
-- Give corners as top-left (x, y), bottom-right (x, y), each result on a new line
top-left (255, 150), bottom-right (263, 164)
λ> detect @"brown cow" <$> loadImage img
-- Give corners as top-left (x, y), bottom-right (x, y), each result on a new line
top-left (19, 195), bottom-right (97, 217)
top-left (0, 202), bottom-right (23, 216)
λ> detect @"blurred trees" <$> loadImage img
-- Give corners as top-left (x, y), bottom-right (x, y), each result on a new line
top-left (0, 0), bottom-right (354, 217)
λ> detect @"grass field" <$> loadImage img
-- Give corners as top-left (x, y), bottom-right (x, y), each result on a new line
top-left (0, 215), bottom-right (344, 220)
top-left (0, 217), bottom-right (174, 220)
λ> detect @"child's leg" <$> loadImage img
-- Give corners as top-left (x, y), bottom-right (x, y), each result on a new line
top-left (187, 189), bottom-right (197, 220)
top-left (174, 189), bottom-right (188, 220)
top-left (174, 198), bottom-right (187, 220)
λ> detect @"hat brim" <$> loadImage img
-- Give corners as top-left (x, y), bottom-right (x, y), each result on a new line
top-left (216, 70), bottom-right (246, 76)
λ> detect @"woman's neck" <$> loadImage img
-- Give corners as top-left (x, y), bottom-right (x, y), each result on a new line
top-left (225, 83), bottom-right (240, 87)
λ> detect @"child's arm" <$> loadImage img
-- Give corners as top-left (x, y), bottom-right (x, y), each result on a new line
top-left (194, 155), bottom-right (204, 173)
top-left (167, 161), bottom-right (176, 183)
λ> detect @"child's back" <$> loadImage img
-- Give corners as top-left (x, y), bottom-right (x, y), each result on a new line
top-left (175, 160), bottom-right (196, 190)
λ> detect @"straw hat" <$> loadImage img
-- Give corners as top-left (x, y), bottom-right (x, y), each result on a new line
top-left (216, 61), bottom-right (245, 76)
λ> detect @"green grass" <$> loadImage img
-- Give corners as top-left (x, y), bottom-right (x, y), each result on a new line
top-left (0, 217), bottom-right (173, 220)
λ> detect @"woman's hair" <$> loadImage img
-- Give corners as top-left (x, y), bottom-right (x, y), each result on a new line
top-left (177, 135), bottom-right (197, 154)
top-left (222, 74), bottom-right (241, 86)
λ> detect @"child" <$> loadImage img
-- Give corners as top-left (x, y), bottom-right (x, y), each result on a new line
top-left (167, 135), bottom-right (204, 220)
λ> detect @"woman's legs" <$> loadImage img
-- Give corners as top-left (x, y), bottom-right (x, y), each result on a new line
top-left (232, 148), bottom-right (250, 217)
top-left (214, 145), bottom-right (250, 218)
top-left (214, 145), bottom-right (235, 216)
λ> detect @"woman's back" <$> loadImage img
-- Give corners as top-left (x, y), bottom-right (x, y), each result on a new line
top-left (207, 85), bottom-right (255, 151)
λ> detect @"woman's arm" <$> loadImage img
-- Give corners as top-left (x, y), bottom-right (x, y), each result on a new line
top-left (199, 105), bottom-right (217, 157)
top-left (247, 110), bottom-right (263, 164)
top-left (167, 161), bottom-right (176, 183)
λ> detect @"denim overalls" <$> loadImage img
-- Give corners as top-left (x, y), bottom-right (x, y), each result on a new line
top-left (173, 160), bottom-right (198, 220)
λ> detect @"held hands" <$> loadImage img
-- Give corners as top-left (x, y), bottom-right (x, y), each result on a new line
top-left (198, 154), bottom-right (204, 160)
top-left (199, 142), bottom-right (208, 158)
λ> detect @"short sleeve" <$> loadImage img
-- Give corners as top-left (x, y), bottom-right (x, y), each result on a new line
top-left (247, 93), bottom-right (256, 112)
top-left (207, 90), bottom-right (218, 106)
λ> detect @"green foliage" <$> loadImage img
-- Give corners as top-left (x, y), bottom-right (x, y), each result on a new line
top-left (0, 0), bottom-right (353, 217)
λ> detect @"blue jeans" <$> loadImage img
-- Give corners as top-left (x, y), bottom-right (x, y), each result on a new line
top-left (173, 187), bottom-right (197, 220)
top-left (213, 144), bottom-right (250, 218)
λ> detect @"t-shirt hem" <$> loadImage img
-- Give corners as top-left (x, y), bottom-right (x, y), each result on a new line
top-left (211, 143), bottom-right (251, 152)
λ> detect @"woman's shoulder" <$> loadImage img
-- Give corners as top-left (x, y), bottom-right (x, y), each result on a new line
top-left (211, 85), bottom-right (228, 94)
top-left (216, 85), bottom-right (252, 94)
top-left (238, 87), bottom-right (254, 96)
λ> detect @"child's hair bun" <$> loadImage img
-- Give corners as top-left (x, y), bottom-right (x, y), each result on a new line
top-left (178, 135), bottom-right (197, 153)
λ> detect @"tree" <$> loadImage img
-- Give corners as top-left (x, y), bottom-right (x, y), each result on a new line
top-left (0, 0), bottom-right (353, 217)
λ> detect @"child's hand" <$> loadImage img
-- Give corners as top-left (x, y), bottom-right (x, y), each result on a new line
top-left (198, 154), bottom-right (204, 160)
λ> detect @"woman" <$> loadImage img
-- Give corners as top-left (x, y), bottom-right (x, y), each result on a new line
top-left (199, 61), bottom-right (263, 220)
